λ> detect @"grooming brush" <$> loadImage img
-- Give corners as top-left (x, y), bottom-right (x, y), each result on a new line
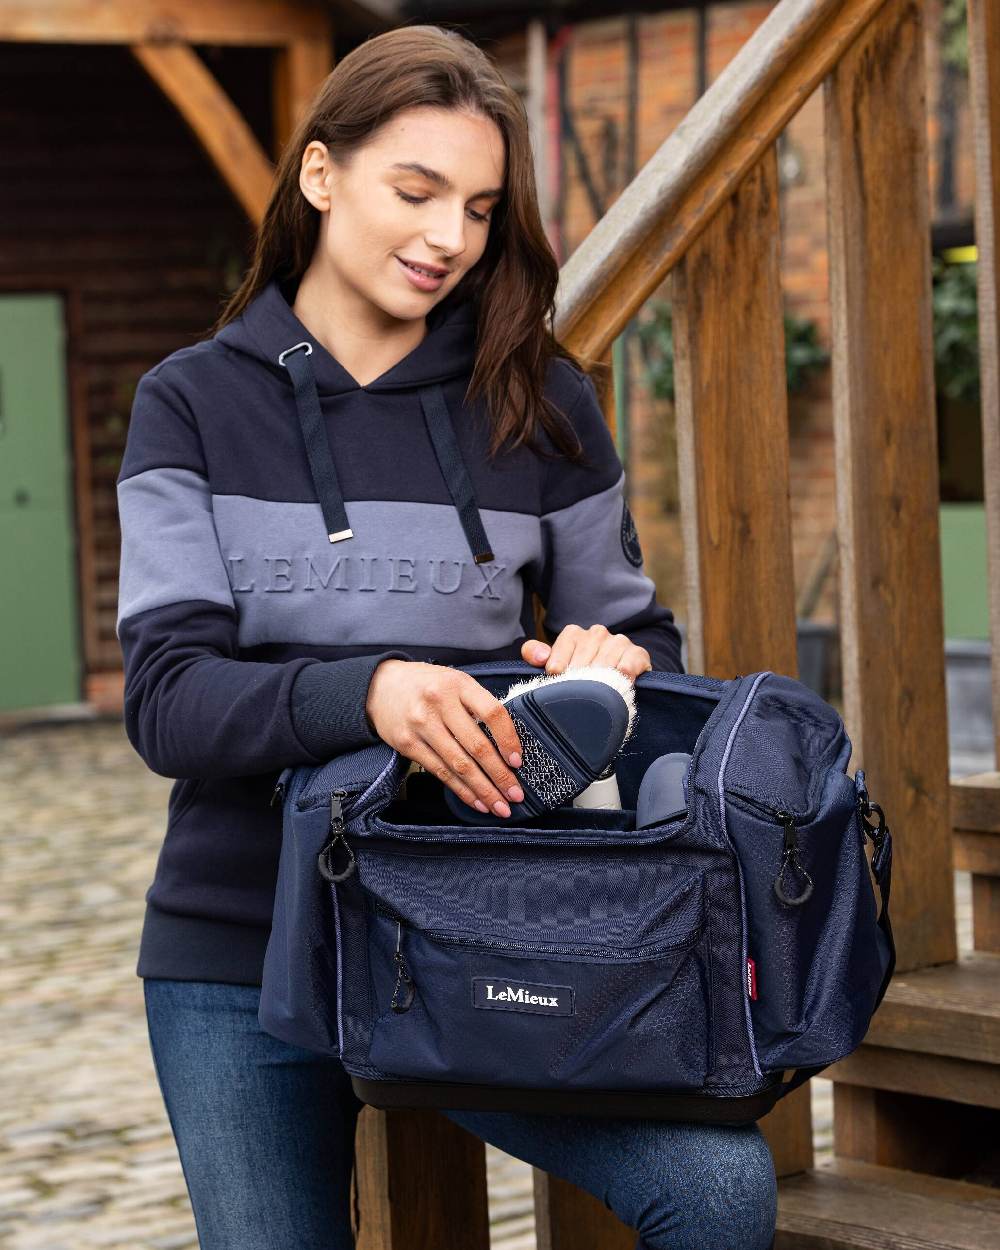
top-left (635, 751), bottom-right (693, 828)
top-left (442, 665), bottom-right (638, 825)
top-left (573, 761), bottom-right (623, 810)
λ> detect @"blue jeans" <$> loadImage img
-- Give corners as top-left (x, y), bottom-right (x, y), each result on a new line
top-left (144, 978), bottom-right (777, 1250)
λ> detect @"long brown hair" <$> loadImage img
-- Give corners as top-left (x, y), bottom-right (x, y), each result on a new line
top-left (212, 23), bottom-right (599, 465)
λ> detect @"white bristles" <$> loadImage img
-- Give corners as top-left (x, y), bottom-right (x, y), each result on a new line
top-left (500, 664), bottom-right (639, 743)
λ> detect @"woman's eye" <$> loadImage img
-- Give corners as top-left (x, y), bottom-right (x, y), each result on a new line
top-left (394, 188), bottom-right (491, 223)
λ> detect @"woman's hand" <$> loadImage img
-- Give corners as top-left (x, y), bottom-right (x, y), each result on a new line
top-left (365, 660), bottom-right (526, 818)
top-left (521, 623), bottom-right (652, 680)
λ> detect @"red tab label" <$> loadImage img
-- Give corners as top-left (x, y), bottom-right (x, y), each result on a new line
top-left (746, 957), bottom-right (758, 1000)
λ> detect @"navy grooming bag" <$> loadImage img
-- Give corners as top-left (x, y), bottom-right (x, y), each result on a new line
top-left (259, 660), bottom-right (895, 1125)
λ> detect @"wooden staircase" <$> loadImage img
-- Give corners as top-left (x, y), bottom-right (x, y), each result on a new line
top-left (345, 0), bottom-right (1000, 1245)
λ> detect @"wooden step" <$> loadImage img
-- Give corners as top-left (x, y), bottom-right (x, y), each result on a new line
top-left (951, 773), bottom-right (1000, 952)
top-left (826, 953), bottom-right (1000, 1109)
top-left (848, 952), bottom-right (1000, 1064)
top-left (823, 954), bottom-right (1000, 1175)
top-left (776, 1157), bottom-right (1000, 1248)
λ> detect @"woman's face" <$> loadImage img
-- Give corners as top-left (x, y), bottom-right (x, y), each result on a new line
top-left (300, 105), bottom-right (506, 322)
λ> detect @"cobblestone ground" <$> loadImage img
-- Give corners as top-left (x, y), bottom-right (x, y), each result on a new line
top-left (0, 719), bottom-right (977, 1249)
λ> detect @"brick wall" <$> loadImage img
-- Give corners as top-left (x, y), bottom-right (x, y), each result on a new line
top-left (496, 0), bottom-right (978, 667)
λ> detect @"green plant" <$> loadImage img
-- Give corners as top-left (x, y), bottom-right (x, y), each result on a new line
top-left (932, 256), bottom-right (980, 404)
top-left (636, 300), bottom-right (829, 401)
top-left (636, 300), bottom-right (674, 402)
top-left (784, 312), bottom-right (830, 392)
top-left (941, 0), bottom-right (968, 73)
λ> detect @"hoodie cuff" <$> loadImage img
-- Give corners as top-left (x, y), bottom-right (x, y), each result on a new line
top-left (290, 651), bottom-right (414, 760)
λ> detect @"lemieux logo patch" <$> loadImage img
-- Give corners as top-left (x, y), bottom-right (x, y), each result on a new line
top-left (472, 977), bottom-right (574, 1016)
top-left (620, 500), bottom-right (644, 567)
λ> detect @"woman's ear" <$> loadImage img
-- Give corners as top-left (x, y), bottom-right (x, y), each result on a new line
top-left (299, 140), bottom-right (333, 213)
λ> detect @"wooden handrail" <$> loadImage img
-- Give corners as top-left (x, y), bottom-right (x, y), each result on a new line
top-left (554, 0), bottom-right (893, 360)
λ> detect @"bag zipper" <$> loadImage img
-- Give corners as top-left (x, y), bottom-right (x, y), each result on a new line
top-left (369, 897), bottom-right (705, 963)
top-left (724, 787), bottom-right (814, 907)
top-left (365, 811), bottom-right (690, 848)
top-left (270, 765), bottom-right (295, 807)
top-left (391, 919), bottom-right (415, 1013)
top-left (317, 789), bottom-right (358, 883)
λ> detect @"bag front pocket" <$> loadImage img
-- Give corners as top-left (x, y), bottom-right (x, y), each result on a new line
top-left (352, 844), bottom-right (713, 1092)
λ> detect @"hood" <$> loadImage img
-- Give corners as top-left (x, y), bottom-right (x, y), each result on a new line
top-left (214, 276), bottom-right (494, 565)
top-left (216, 275), bottom-right (479, 395)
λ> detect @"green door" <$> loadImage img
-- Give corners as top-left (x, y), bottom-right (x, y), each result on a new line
top-left (0, 294), bottom-right (81, 711)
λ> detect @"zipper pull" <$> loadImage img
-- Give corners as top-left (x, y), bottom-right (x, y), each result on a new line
top-left (391, 920), bottom-right (415, 1012)
top-left (317, 789), bottom-right (356, 882)
top-left (270, 767), bottom-right (292, 807)
top-left (773, 809), bottom-right (814, 906)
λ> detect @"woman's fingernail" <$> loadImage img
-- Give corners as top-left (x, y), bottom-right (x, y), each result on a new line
top-left (507, 785), bottom-right (524, 803)
top-left (533, 645), bottom-right (550, 662)
top-left (493, 799), bottom-right (511, 818)
top-left (508, 751), bottom-right (522, 768)
top-left (473, 799), bottom-right (489, 813)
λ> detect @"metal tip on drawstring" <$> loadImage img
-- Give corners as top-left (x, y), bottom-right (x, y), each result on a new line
top-left (328, 529), bottom-right (354, 543)
top-left (474, 550), bottom-right (495, 564)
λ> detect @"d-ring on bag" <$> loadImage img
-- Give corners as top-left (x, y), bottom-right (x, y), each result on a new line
top-left (260, 661), bottom-right (895, 1125)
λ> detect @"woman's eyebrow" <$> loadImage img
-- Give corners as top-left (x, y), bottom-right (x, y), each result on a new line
top-left (388, 161), bottom-right (503, 199)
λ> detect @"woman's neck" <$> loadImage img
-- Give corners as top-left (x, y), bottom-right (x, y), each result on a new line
top-left (291, 264), bottom-right (427, 388)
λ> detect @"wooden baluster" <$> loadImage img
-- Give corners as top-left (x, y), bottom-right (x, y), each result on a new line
top-left (824, 0), bottom-right (957, 1171)
top-left (671, 147), bottom-right (811, 1179)
top-left (353, 1107), bottom-right (490, 1250)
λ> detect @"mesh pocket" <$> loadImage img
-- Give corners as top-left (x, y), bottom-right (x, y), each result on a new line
top-left (341, 844), bottom-right (713, 1092)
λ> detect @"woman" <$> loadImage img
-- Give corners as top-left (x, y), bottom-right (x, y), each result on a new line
top-left (117, 22), bottom-right (777, 1250)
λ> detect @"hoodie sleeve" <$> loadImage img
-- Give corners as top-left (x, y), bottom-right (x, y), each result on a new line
top-left (534, 369), bottom-right (685, 674)
top-left (115, 365), bottom-right (413, 780)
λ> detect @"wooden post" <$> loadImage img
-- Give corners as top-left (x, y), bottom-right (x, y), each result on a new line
top-left (531, 340), bottom-right (635, 1249)
top-left (671, 147), bottom-right (813, 1178)
top-left (967, 0), bottom-right (1000, 952)
top-left (968, 0), bottom-right (1000, 767)
top-left (273, 32), bottom-right (333, 157)
top-left (534, 1169), bottom-right (635, 1250)
top-left (824, 0), bottom-right (953, 974)
top-left (353, 1107), bottom-right (490, 1250)
top-left (825, 0), bottom-right (959, 1171)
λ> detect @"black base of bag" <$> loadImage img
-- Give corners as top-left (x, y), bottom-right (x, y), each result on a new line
top-left (350, 1073), bottom-right (787, 1126)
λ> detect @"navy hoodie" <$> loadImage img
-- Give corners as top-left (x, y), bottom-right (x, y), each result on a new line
top-left (116, 275), bottom-right (685, 985)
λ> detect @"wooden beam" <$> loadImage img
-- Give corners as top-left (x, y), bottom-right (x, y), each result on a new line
top-left (969, 0), bottom-right (1000, 766)
top-left (0, 0), bottom-right (327, 45)
top-left (824, 0), bottom-right (954, 973)
top-left (554, 0), bottom-right (894, 360)
top-left (273, 32), bottom-right (334, 158)
top-left (130, 41), bottom-right (274, 225)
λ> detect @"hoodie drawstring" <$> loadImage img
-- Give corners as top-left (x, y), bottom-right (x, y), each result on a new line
top-left (279, 341), bottom-right (494, 565)
top-left (417, 383), bottom-right (494, 565)
top-left (279, 341), bottom-right (353, 543)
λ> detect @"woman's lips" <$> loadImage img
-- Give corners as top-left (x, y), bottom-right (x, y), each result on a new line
top-left (396, 255), bottom-right (446, 291)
